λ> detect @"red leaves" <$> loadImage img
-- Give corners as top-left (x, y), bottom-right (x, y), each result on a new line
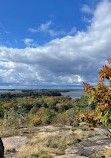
top-left (77, 112), bottom-right (97, 128)
top-left (81, 58), bottom-right (111, 128)
top-left (99, 58), bottom-right (111, 81)
top-left (108, 58), bottom-right (111, 65)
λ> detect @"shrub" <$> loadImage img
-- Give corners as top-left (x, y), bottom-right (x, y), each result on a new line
top-left (3, 108), bottom-right (20, 129)
top-left (33, 117), bottom-right (41, 126)
top-left (77, 58), bottom-right (111, 128)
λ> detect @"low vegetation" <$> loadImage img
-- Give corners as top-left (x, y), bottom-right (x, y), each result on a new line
top-left (17, 129), bottom-right (90, 158)
top-left (5, 146), bottom-right (16, 155)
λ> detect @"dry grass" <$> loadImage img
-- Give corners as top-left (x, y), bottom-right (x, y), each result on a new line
top-left (5, 145), bottom-right (16, 155)
top-left (17, 132), bottom-right (63, 158)
top-left (73, 129), bottom-right (89, 140)
top-left (17, 129), bottom-right (90, 158)
top-left (89, 156), bottom-right (104, 158)
top-left (0, 126), bottom-right (40, 138)
top-left (104, 147), bottom-right (111, 158)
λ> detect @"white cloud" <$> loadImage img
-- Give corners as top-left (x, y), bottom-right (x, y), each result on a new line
top-left (68, 27), bottom-right (76, 35)
top-left (81, 4), bottom-right (93, 14)
top-left (39, 21), bottom-right (52, 32)
top-left (82, 16), bottom-right (92, 23)
top-left (28, 28), bottom-right (38, 33)
top-left (28, 21), bottom-right (52, 33)
top-left (0, 0), bottom-right (111, 88)
top-left (29, 21), bottom-right (76, 37)
top-left (23, 38), bottom-right (37, 47)
top-left (48, 29), bottom-right (66, 36)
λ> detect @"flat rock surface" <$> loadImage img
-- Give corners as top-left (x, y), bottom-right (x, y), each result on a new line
top-left (38, 125), bottom-right (59, 131)
top-left (54, 128), bottom-right (111, 158)
top-left (3, 136), bottom-right (30, 158)
top-left (3, 136), bottom-right (30, 151)
top-left (76, 135), bottom-right (111, 157)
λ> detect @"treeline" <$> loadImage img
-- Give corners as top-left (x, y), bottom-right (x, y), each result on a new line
top-left (0, 90), bottom-right (61, 101)
top-left (0, 90), bottom-right (96, 129)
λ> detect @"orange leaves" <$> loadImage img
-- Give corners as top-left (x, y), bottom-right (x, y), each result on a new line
top-left (56, 102), bottom-right (66, 107)
top-left (75, 113), bottom-right (80, 120)
top-left (76, 111), bottom-right (97, 128)
top-left (33, 117), bottom-right (41, 126)
top-left (33, 108), bottom-right (44, 126)
top-left (83, 82), bottom-right (95, 102)
top-left (99, 103), bottom-right (109, 111)
top-left (83, 82), bottom-right (95, 93)
top-left (3, 103), bottom-right (12, 109)
top-left (108, 58), bottom-right (111, 65)
top-left (29, 98), bottom-right (33, 105)
top-left (84, 79), bottom-right (111, 105)
top-left (81, 58), bottom-right (111, 127)
top-left (99, 58), bottom-right (111, 81)
top-left (35, 108), bottom-right (44, 116)
top-left (56, 103), bottom-right (62, 107)
top-left (99, 113), bottom-right (102, 118)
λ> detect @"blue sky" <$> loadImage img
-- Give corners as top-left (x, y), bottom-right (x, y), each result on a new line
top-left (0, 0), bottom-right (110, 89)
top-left (0, 0), bottom-right (98, 48)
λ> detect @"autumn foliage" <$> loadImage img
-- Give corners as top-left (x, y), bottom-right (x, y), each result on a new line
top-left (81, 58), bottom-right (111, 128)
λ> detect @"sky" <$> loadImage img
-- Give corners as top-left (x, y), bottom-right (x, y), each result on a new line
top-left (0, 0), bottom-right (111, 89)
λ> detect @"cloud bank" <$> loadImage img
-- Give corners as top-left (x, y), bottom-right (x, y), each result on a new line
top-left (0, 0), bottom-right (111, 88)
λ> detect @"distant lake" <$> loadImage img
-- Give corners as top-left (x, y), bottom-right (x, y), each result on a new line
top-left (61, 89), bottom-right (85, 100)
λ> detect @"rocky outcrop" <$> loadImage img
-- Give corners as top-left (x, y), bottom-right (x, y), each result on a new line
top-left (54, 128), bottom-right (111, 158)
top-left (65, 128), bottom-right (111, 157)
top-left (2, 126), bottom-right (111, 158)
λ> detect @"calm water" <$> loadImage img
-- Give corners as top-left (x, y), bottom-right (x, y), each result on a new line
top-left (61, 89), bottom-right (85, 100)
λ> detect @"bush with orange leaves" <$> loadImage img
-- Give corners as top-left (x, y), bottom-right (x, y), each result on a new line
top-left (32, 108), bottom-right (44, 126)
top-left (33, 117), bottom-right (41, 126)
top-left (3, 103), bottom-right (12, 110)
top-left (80, 58), bottom-right (111, 128)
